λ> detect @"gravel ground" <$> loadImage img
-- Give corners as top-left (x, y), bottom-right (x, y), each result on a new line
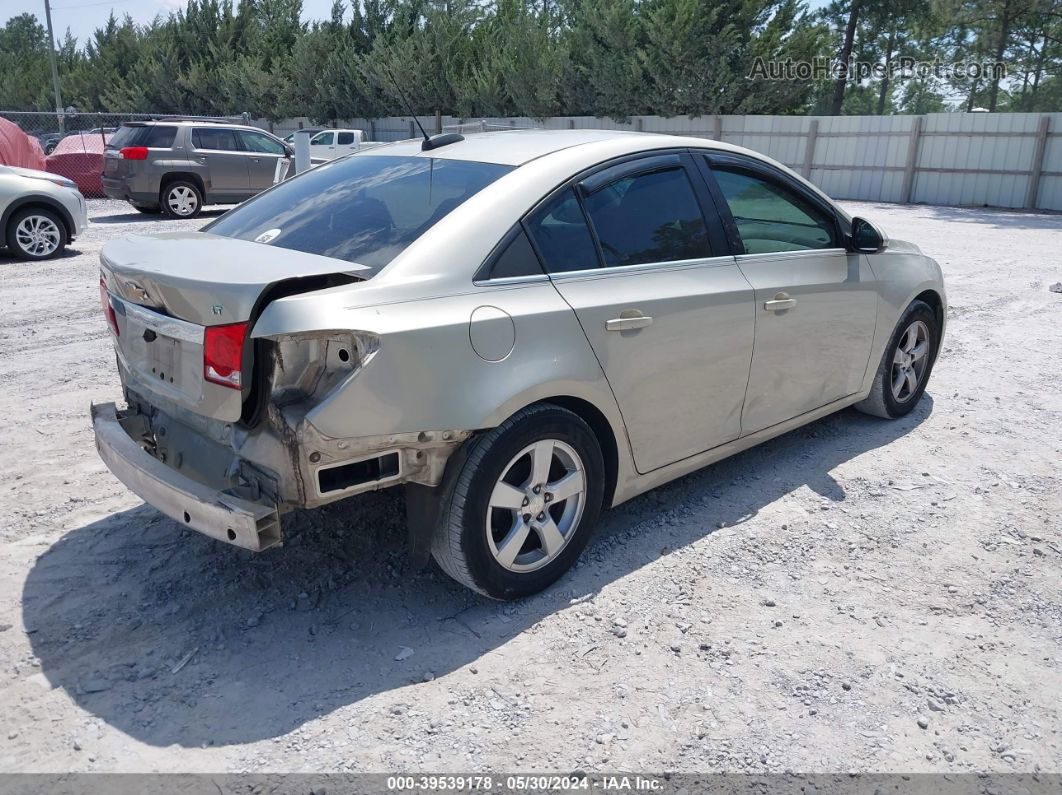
top-left (0, 199), bottom-right (1059, 774)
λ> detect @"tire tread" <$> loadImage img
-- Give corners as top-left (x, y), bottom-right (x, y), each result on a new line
top-left (855, 299), bottom-right (937, 419)
top-left (431, 403), bottom-right (593, 598)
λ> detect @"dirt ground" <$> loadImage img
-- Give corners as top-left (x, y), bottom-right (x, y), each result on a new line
top-left (0, 199), bottom-right (1059, 775)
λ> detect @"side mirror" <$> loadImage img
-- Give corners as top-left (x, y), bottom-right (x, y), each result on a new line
top-left (851, 217), bottom-right (886, 253)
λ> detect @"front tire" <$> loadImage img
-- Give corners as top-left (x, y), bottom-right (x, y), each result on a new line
top-left (856, 299), bottom-right (939, 418)
top-left (431, 404), bottom-right (605, 600)
top-left (6, 207), bottom-right (67, 260)
top-left (160, 180), bottom-right (203, 219)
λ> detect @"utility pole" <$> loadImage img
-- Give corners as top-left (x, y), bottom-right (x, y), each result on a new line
top-left (42, 0), bottom-right (65, 134)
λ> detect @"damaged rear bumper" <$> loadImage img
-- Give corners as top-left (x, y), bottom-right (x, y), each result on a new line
top-left (91, 402), bottom-right (282, 552)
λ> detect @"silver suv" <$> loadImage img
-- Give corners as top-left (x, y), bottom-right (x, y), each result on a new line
top-left (101, 118), bottom-right (292, 219)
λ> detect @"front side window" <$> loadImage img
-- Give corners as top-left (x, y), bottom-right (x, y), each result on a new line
top-left (239, 130), bottom-right (285, 155)
top-left (192, 128), bottom-right (239, 151)
top-left (583, 167), bottom-right (710, 267)
top-left (711, 166), bottom-right (837, 254)
top-left (311, 131), bottom-right (334, 146)
top-left (204, 155), bottom-right (512, 273)
top-left (524, 188), bottom-right (599, 273)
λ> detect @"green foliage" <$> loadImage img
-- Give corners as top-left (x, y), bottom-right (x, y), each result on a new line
top-left (0, 14), bottom-right (54, 110)
top-left (2, 0), bottom-right (1059, 118)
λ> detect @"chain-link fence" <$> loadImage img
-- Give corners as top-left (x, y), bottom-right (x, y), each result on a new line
top-left (0, 111), bottom-right (249, 198)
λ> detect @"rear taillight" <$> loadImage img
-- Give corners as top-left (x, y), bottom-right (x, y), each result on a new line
top-left (99, 276), bottom-right (119, 337)
top-left (119, 146), bottom-right (148, 160)
top-left (203, 322), bottom-right (248, 389)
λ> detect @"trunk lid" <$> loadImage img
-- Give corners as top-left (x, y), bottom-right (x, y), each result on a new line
top-left (101, 232), bottom-right (368, 422)
top-left (101, 232), bottom-right (368, 325)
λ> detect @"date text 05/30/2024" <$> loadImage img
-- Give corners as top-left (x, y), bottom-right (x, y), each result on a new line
top-left (386, 775), bottom-right (664, 791)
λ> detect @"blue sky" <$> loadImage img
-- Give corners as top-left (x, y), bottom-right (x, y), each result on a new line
top-left (9, 0), bottom-right (833, 48)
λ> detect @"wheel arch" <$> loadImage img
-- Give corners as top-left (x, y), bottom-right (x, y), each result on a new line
top-left (160, 172), bottom-right (206, 199)
top-left (913, 288), bottom-right (944, 330)
top-left (524, 395), bottom-right (620, 510)
top-left (1, 195), bottom-right (75, 240)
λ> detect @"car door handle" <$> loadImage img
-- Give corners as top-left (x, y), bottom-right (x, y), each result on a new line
top-left (764, 293), bottom-right (797, 312)
top-left (606, 315), bottom-right (653, 331)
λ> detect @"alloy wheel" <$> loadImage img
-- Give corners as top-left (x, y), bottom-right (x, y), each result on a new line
top-left (167, 186), bottom-right (199, 217)
top-left (15, 215), bottom-right (61, 257)
top-left (486, 438), bottom-right (587, 573)
top-left (891, 320), bottom-right (930, 401)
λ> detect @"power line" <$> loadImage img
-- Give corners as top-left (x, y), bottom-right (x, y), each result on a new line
top-left (50, 0), bottom-right (135, 10)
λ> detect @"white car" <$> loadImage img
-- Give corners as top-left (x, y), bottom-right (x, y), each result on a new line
top-left (0, 165), bottom-right (88, 260)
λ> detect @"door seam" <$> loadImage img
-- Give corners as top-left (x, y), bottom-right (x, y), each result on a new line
top-left (543, 276), bottom-right (642, 474)
top-left (731, 260), bottom-right (759, 440)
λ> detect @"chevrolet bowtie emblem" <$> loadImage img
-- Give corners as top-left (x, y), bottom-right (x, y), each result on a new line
top-left (122, 280), bottom-right (151, 302)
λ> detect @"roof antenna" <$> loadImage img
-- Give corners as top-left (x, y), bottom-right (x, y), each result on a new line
top-left (382, 65), bottom-right (463, 152)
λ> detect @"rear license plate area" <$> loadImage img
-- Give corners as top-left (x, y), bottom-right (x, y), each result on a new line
top-left (115, 301), bottom-right (203, 402)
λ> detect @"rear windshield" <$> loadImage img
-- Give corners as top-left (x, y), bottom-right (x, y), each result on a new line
top-left (107, 124), bottom-right (177, 149)
top-left (203, 155), bottom-right (513, 272)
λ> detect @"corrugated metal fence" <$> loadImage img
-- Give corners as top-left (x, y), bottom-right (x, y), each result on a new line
top-left (268, 112), bottom-right (1062, 212)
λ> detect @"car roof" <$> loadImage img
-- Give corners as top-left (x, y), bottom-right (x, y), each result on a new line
top-left (124, 118), bottom-right (260, 130)
top-left (361, 127), bottom-right (785, 168)
top-left (365, 129), bottom-right (684, 166)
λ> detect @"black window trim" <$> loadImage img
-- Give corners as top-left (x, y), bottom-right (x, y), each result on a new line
top-left (478, 147), bottom-right (834, 285)
top-left (505, 148), bottom-right (732, 282)
top-left (693, 150), bottom-right (847, 256)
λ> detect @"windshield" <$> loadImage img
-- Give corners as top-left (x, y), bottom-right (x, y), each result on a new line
top-left (203, 155), bottom-right (513, 273)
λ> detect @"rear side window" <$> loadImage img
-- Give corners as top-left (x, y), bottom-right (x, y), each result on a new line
top-left (192, 128), bottom-right (239, 151)
top-left (583, 167), bottom-right (710, 266)
top-left (107, 124), bottom-right (176, 149)
top-left (337, 132), bottom-right (355, 145)
top-left (204, 155), bottom-right (512, 273)
top-left (485, 228), bottom-right (543, 280)
top-left (525, 188), bottom-right (598, 273)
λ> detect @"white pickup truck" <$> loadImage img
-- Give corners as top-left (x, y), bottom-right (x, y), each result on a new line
top-left (290, 129), bottom-right (386, 163)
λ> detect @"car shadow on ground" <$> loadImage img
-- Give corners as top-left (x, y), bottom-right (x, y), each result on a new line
top-left (0, 246), bottom-right (81, 265)
top-left (91, 209), bottom-right (227, 225)
top-left (22, 397), bottom-right (932, 748)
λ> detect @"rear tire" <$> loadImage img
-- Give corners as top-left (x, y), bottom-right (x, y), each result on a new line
top-left (431, 404), bottom-right (605, 600)
top-left (5, 207), bottom-right (67, 260)
top-left (855, 299), bottom-right (939, 419)
top-left (160, 180), bottom-right (203, 219)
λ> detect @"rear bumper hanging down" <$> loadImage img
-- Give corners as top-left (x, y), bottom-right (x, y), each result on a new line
top-left (91, 402), bottom-right (282, 551)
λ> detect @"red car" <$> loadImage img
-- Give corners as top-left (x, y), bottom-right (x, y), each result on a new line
top-left (46, 131), bottom-right (110, 197)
